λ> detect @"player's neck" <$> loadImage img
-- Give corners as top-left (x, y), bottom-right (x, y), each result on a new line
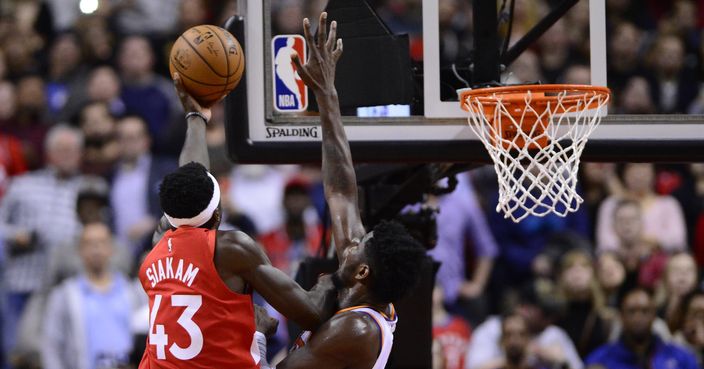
top-left (338, 285), bottom-right (386, 312)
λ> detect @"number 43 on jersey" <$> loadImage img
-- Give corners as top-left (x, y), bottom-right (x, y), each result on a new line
top-left (149, 294), bottom-right (204, 360)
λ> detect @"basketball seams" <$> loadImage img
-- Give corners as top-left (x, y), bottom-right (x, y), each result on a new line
top-left (170, 59), bottom-right (229, 86)
top-left (180, 34), bottom-right (229, 79)
top-left (205, 25), bottom-right (230, 104)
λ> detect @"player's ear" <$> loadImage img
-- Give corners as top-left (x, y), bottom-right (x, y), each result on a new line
top-left (212, 208), bottom-right (222, 230)
top-left (355, 264), bottom-right (370, 281)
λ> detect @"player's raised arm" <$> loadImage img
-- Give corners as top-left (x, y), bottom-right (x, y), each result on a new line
top-left (152, 74), bottom-right (213, 245)
top-left (291, 13), bottom-right (366, 257)
top-left (174, 73), bottom-right (211, 169)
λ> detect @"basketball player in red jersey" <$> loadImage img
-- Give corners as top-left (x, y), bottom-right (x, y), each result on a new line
top-left (137, 70), bottom-right (338, 369)
top-left (255, 13), bottom-right (427, 369)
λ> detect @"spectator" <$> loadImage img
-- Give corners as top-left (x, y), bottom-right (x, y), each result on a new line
top-left (228, 165), bottom-right (293, 235)
top-left (556, 250), bottom-right (615, 359)
top-left (503, 50), bottom-right (543, 85)
top-left (78, 102), bottom-right (120, 177)
top-left (0, 133), bottom-right (27, 201)
top-left (61, 66), bottom-right (125, 126)
top-left (432, 285), bottom-right (471, 369)
top-left (560, 64), bottom-right (591, 85)
top-left (585, 287), bottom-right (699, 369)
top-left (610, 199), bottom-right (668, 290)
top-left (258, 177), bottom-right (322, 276)
top-left (0, 125), bottom-right (86, 362)
top-left (496, 313), bottom-right (550, 369)
top-left (74, 15), bottom-right (115, 66)
top-left (596, 163), bottom-right (687, 253)
top-left (178, 0), bottom-right (211, 32)
top-left (429, 173), bottom-right (499, 326)
top-left (4, 76), bottom-right (50, 169)
top-left (579, 163), bottom-right (622, 238)
top-left (616, 76), bottom-right (658, 114)
top-left (272, 0), bottom-right (305, 35)
top-left (113, 0), bottom-right (179, 37)
top-left (538, 20), bottom-right (583, 83)
top-left (41, 222), bottom-right (140, 369)
top-left (656, 253), bottom-right (699, 332)
top-left (648, 34), bottom-right (699, 113)
top-left (672, 289), bottom-right (704, 365)
top-left (117, 36), bottom-right (180, 156)
top-left (596, 252), bottom-right (627, 308)
top-left (45, 32), bottom-right (87, 115)
top-left (110, 115), bottom-right (176, 255)
top-left (47, 176), bottom-right (132, 287)
top-left (607, 22), bottom-right (646, 94)
top-left (465, 284), bottom-right (583, 369)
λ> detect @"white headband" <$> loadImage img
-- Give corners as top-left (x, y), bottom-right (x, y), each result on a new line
top-left (164, 171), bottom-right (221, 228)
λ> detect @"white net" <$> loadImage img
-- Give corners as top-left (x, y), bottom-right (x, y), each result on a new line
top-left (461, 86), bottom-right (610, 223)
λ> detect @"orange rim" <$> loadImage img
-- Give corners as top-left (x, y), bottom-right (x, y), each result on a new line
top-left (458, 84), bottom-right (611, 113)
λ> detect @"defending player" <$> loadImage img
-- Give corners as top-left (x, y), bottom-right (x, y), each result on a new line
top-left (256, 13), bottom-right (427, 369)
top-left (137, 75), bottom-right (338, 368)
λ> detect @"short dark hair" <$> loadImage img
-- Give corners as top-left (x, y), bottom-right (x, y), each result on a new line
top-left (364, 220), bottom-right (426, 303)
top-left (159, 162), bottom-right (214, 219)
top-left (618, 286), bottom-right (654, 310)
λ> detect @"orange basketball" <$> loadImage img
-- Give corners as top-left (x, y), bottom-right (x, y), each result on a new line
top-left (169, 25), bottom-right (244, 107)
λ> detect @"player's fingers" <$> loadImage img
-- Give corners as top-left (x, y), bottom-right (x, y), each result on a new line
top-left (173, 73), bottom-right (188, 99)
top-left (291, 52), bottom-right (313, 83)
top-left (317, 12), bottom-right (327, 52)
top-left (326, 20), bottom-right (337, 52)
top-left (303, 18), bottom-right (316, 50)
top-left (333, 39), bottom-right (343, 61)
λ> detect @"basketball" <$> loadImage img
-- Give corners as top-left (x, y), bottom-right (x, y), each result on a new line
top-left (169, 25), bottom-right (244, 107)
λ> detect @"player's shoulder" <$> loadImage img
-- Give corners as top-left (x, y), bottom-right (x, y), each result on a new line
top-left (323, 310), bottom-right (382, 343)
top-left (309, 311), bottom-right (381, 358)
top-left (214, 230), bottom-right (265, 263)
top-left (216, 230), bottom-right (258, 252)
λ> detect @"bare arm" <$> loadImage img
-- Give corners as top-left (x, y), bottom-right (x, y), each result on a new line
top-left (292, 13), bottom-right (365, 258)
top-left (217, 231), bottom-right (337, 330)
top-left (276, 312), bottom-right (379, 369)
top-left (152, 74), bottom-right (214, 245)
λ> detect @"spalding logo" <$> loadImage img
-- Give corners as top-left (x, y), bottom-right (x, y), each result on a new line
top-left (174, 49), bottom-right (191, 70)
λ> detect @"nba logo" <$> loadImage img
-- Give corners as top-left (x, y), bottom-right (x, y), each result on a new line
top-left (272, 35), bottom-right (308, 112)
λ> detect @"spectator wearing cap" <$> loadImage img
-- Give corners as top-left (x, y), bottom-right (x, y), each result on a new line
top-left (257, 176), bottom-right (322, 277)
top-left (109, 115), bottom-right (177, 256)
top-left (465, 284), bottom-right (583, 369)
top-left (585, 288), bottom-right (698, 369)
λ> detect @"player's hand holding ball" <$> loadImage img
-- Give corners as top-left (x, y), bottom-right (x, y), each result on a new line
top-left (169, 25), bottom-right (244, 108)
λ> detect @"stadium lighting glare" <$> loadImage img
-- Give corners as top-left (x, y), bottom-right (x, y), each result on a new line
top-left (79, 0), bottom-right (99, 14)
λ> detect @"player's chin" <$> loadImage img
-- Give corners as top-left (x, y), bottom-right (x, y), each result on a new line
top-left (331, 271), bottom-right (344, 289)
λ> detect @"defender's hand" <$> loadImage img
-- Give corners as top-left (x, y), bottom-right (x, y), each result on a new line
top-left (291, 12), bottom-right (343, 95)
top-left (254, 305), bottom-right (279, 338)
top-left (173, 73), bottom-right (212, 122)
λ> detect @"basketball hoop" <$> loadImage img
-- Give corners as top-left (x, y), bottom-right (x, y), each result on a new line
top-left (458, 84), bottom-right (611, 222)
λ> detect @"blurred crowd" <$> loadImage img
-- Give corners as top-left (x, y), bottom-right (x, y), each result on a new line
top-left (0, 0), bottom-right (703, 369)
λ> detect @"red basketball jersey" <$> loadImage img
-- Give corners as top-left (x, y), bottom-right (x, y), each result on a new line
top-left (138, 227), bottom-right (259, 369)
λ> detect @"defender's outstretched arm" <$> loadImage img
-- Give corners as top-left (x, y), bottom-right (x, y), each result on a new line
top-left (292, 13), bottom-right (366, 257)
